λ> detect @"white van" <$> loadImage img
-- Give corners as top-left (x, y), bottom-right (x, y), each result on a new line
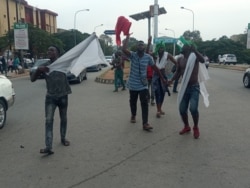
top-left (219, 54), bottom-right (237, 65)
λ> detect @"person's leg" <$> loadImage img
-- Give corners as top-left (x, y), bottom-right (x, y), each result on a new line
top-left (189, 85), bottom-right (200, 138)
top-left (139, 89), bottom-right (152, 130)
top-left (58, 95), bottom-right (70, 145)
top-left (43, 96), bottom-right (57, 152)
top-left (129, 90), bottom-right (138, 122)
top-left (139, 89), bottom-right (149, 125)
top-left (114, 70), bottom-right (118, 92)
top-left (173, 78), bottom-right (179, 92)
top-left (179, 90), bottom-right (191, 134)
top-left (119, 70), bottom-right (126, 90)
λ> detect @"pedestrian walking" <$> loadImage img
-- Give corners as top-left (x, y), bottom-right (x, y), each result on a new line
top-left (122, 34), bottom-right (167, 131)
top-left (169, 44), bottom-right (205, 139)
top-left (31, 45), bottom-right (72, 154)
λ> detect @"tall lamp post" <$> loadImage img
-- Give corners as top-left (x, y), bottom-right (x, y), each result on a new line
top-left (165, 28), bottom-right (176, 56)
top-left (94, 24), bottom-right (103, 32)
top-left (181, 6), bottom-right (194, 32)
top-left (74, 9), bottom-right (89, 46)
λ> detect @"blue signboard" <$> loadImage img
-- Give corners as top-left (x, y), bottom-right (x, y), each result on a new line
top-left (154, 37), bottom-right (177, 44)
top-left (104, 30), bottom-right (115, 35)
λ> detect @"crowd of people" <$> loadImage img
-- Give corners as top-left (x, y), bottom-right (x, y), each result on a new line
top-left (0, 55), bottom-right (21, 76)
top-left (28, 33), bottom-right (207, 156)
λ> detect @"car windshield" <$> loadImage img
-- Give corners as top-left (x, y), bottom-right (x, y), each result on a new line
top-left (227, 54), bottom-right (235, 57)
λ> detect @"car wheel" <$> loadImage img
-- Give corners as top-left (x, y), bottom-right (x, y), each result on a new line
top-left (243, 75), bottom-right (250, 88)
top-left (0, 100), bottom-right (7, 129)
top-left (77, 73), bottom-right (83, 83)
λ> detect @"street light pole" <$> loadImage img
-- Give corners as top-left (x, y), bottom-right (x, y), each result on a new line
top-left (94, 24), bottom-right (103, 32)
top-left (165, 28), bottom-right (176, 56)
top-left (74, 9), bottom-right (89, 46)
top-left (181, 6), bottom-right (194, 32)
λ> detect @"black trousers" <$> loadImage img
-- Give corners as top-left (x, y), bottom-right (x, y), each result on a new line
top-left (129, 89), bottom-right (148, 125)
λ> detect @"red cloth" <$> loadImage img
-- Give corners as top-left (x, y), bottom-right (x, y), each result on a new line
top-left (147, 66), bottom-right (153, 79)
top-left (115, 16), bottom-right (131, 46)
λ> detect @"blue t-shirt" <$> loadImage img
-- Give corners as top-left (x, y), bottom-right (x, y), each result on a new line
top-left (127, 51), bottom-right (154, 91)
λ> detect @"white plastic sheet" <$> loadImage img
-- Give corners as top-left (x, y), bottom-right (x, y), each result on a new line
top-left (48, 33), bottom-right (110, 76)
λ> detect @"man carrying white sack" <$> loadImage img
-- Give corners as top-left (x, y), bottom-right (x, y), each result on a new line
top-left (169, 43), bottom-right (209, 139)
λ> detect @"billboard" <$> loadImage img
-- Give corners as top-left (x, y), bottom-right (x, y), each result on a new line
top-left (14, 23), bottom-right (29, 50)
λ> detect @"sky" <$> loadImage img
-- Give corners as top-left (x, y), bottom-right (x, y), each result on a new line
top-left (27, 0), bottom-right (250, 44)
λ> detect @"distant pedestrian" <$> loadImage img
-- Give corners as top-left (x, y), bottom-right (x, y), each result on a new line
top-left (1, 56), bottom-right (7, 76)
top-left (13, 55), bottom-right (20, 74)
top-left (111, 51), bottom-right (126, 92)
top-left (8, 58), bottom-right (14, 72)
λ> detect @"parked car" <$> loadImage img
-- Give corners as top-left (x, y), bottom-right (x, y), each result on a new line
top-left (105, 56), bottom-right (113, 65)
top-left (0, 75), bottom-right (15, 129)
top-left (29, 59), bottom-right (50, 79)
top-left (219, 54), bottom-right (237, 65)
top-left (243, 68), bottom-right (250, 88)
top-left (67, 68), bottom-right (87, 83)
top-left (86, 64), bottom-right (102, 72)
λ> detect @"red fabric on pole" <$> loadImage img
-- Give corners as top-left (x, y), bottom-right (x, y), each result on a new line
top-left (115, 16), bottom-right (131, 46)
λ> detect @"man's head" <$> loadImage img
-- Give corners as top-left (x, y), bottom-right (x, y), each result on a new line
top-left (47, 45), bottom-right (60, 61)
top-left (180, 44), bottom-right (191, 55)
top-left (155, 42), bottom-right (166, 55)
top-left (136, 40), bottom-right (145, 54)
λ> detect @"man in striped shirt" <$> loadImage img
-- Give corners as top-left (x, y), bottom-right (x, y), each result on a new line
top-left (122, 35), bottom-right (167, 131)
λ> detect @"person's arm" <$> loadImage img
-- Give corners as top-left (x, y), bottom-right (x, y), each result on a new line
top-left (30, 66), bottom-right (49, 82)
top-left (168, 53), bottom-right (178, 65)
top-left (191, 45), bottom-right (205, 63)
top-left (146, 36), bottom-right (152, 53)
top-left (168, 60), bottom-right (181, 85)
top-left (122, 35), bottom-right (131, 57)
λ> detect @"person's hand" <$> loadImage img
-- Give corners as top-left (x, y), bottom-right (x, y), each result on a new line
top-left (38, 66), bottom-right (49, 73)
top-left (148, 36), bottom-right (152, 44)
top-left (168, 80), bottom-right (173, 85)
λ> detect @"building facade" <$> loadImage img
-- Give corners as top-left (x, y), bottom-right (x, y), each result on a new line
top-left (0, 0), bottom-right (58, 37)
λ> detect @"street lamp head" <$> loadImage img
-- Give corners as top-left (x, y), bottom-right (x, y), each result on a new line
top-left (181, 6), bottom-right (184, 9)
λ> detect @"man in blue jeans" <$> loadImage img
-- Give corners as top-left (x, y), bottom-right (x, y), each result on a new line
top-left (122, 35), bottom-right (167, 131)
top-left (169, 45), bottom-right (204, 139)
top-left (31, 45), bottom-right (72, 154)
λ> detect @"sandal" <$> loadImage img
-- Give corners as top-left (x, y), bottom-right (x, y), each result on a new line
top-left (160, 111), bottom-right (165, 115)
top-left (61, 139), bottom-right (70, 146)
top-left (143, 124), bottom-right (153, 131)
top-left (40, 148), bottom-right (54, 155)
top-left (156, 112), bottom-right (161, 118)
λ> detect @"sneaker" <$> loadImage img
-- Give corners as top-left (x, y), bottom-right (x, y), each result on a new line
top-left (130, 116), bottom-right (136, 123)
top-left (143, 123), bottom-right (153, 131)
top-left (179, 126), bottom-right (191, 135)
top-left (113, 89), bottom-right (118, 92)
top-left (193, 127), bottom-right (200, 139)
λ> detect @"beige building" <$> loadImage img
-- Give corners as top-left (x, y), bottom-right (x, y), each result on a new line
top-left (0, 0), bottom-right (58, 37)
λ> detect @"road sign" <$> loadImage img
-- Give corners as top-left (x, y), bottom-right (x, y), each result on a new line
top-left (154, 37), bottom-right (177, 44)
top-left (104, 30), bottom-right (115, 35)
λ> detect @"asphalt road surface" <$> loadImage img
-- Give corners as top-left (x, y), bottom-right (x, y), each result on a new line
top-left (1, 67), bottom-right (250, 188)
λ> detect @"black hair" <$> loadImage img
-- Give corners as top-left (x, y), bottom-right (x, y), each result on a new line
top-left (50, 45), bottom-right (60, 55)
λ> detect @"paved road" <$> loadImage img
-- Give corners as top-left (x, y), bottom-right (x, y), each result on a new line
top-left (1, 67), bottom-right (250, 188)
